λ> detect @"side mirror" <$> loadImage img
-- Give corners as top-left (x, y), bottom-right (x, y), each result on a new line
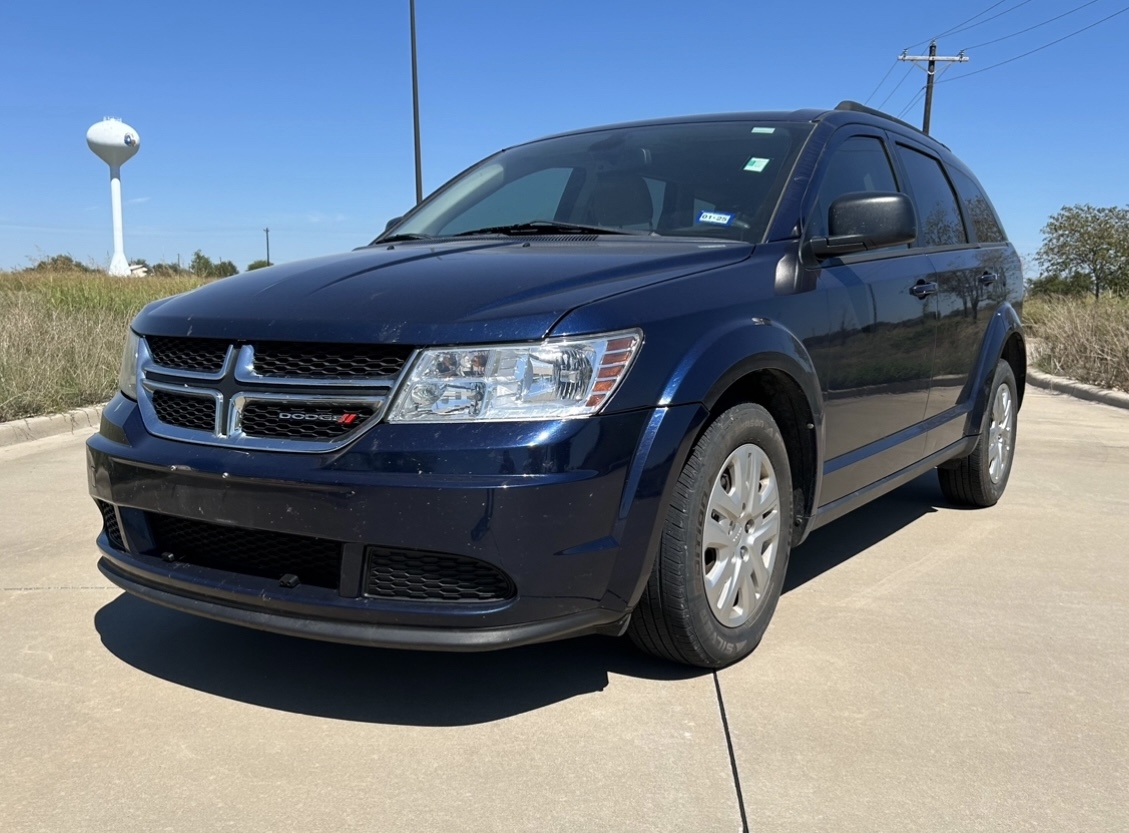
top-left (809, 192), bottom-right (916, 258)
top-left (384, 216), bottom-right (403, 232)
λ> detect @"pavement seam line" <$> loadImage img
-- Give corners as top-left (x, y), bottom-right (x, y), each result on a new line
top-left (713, 671), bottom-right (750, 833)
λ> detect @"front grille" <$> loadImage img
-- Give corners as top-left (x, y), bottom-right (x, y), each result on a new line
top-left (240, 402), bottom-right (377, 439)
top-left (147, 336), bottom-right (229, 373)
top-left (148, 514), bottom-right (343, 590)
top-left (137, 335), bottom-right (410, 451)
top-left (253, 342), bottom-right (411, 379)
top-left (95, 500), bottom-right (124, 550)
top-left (152, 389), bottom-right (216, 432)
top-left (364, 547), bottom-right (516, 602)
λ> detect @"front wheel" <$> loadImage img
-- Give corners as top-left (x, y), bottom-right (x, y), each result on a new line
top-left (628, 404), bottom-right (793, 668)
top-left (938, 359), bottom-right (1018, 507)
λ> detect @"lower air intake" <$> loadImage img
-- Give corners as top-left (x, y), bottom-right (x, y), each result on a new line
top-left (95, 500), bottom-right (124, 550)
top-left (364, 547), bottom-right (516, 602)
top-left (147, 514), bottom-right (343, 590)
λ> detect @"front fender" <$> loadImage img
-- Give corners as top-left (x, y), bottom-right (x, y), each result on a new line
top-left (659, 317), bottom-right (824, 424)
top-left (656, 317), bottom-right (826, 541)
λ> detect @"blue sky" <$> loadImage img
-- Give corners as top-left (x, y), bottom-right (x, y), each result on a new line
top-left (2, 0), bottom-right (1126, 273)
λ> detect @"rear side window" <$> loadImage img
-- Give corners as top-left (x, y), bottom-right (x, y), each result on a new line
top-left (809, 135), bottom-right (899, 238)
top-left (948, 167), bottom-right (1007, 243)
top-left (896, 145), bottom-right (967, 248)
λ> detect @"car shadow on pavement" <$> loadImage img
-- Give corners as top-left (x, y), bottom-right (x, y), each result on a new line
top-left (784, 471), bottom-right (945, 593)
top-left (95, 473), bottom-right (948, 726)
top-left (94, 595), bottom-right (703, 727)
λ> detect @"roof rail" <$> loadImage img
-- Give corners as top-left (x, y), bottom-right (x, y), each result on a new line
top-left (834, 100), bottom-right (923, 134)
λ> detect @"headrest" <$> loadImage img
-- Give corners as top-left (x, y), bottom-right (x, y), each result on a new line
top-left (587, 173), bottom-right (654, 228)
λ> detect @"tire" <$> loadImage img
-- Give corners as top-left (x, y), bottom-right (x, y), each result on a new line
top-left (938, 359), bottom-right (1018, 507)
top-left (628, 403), bottom-right (793, 668)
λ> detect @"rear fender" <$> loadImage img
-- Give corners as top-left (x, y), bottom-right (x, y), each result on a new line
top-left (962, 302), bottom-right (1025, 437)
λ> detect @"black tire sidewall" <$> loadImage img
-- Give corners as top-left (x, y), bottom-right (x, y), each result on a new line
top-left (672, 404), bottom-right (793, 666)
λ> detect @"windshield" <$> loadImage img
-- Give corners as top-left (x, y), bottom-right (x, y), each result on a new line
top-left (380, 120), bottom-right (813, 244)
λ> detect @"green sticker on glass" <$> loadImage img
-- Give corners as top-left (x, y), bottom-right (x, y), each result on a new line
top-left (743, 157), bottom-right (770, 173)
top-left (751, 127), bottom-right (776, 134)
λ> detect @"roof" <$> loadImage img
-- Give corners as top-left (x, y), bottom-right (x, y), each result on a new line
top-left (529, 102), bottom-right (948, 152)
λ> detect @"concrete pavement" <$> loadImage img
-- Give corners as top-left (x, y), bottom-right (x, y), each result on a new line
top-left (1, 388), bottom-right (1126, 832)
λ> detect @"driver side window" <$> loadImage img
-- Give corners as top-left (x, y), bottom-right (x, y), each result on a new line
top-left (809, 136), bottom-right (900, 240)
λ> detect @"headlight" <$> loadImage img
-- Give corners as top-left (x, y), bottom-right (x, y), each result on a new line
top-left (387, 330), bottom-right (642, 422)
top-left (117, 328), bottom-right (140, 399)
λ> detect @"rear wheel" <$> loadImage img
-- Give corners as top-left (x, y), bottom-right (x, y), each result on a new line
top-left (629, 404), bottom-right (792, 668)
top-left (938, 359), bottom-right (1018, 507)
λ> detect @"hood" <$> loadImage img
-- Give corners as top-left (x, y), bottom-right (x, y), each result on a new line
top-left (134, 237), bottom-right (751, 344)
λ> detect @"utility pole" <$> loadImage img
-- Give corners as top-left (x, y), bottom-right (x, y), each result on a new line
top-left (898, 41), bottom-right (968, 134)
top-left (263, 227), bottom-right (271, 266)
top-left (410, 0), bottom-right (423, 204)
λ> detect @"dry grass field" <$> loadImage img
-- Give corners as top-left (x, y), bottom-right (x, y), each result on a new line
top-left (1024, 295), bottom-right (1129, 392)
top-left (0, 268), bottom-right (206, 422)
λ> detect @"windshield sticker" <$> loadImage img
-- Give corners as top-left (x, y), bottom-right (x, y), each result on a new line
top-left (743, 157), bottom-right (770, 173)
top-left (751, 127), bottom-right (776, 134)
top-left (697, 210), bottom-right (734, 226)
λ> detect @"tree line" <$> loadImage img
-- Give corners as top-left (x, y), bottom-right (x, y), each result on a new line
top-left (1031, 204), bottom-right (1129, 300)
top-left (18, 251), bottom-right (271, 277)
top-left (135, 250), bottom-right (272, 278)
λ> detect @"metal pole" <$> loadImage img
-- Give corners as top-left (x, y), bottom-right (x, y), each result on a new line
top-left (898, 45), bottom-right (967, 135)
top-left (922, 41), bottom-right (937, 135)
top-left (264, 227), bottom-right (271, 265)
top-left (410, 0), bottom-right (423, 204)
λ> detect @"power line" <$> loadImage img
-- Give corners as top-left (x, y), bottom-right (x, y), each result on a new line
top-left (927, 0), bottom-right (1012, 43)
top-left (962, 0), bottom-right (1102, 50)
top-left (897, 87), bottom-right (927, 119)
top-left (864, 60), bottom-right (900, 105)
top-left (933, 0), bottom-right (1038, 41)
top-left (894, 62), bottom-right (960, 121)
top-left (877, 65), bottom-right (915, 110)
top-left (939, 4), bottom-right (1129, 82)
top-left (905, 0), bottom-right (1020, 51)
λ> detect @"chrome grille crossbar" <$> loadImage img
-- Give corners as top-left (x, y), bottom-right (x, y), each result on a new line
top-left (134, 337), bottom-right (410, 452)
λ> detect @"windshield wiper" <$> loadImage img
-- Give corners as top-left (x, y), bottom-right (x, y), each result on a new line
top-left (373, 232), bottom-right (433, 244)
top-left (453, 220), bottom-right (644, 237)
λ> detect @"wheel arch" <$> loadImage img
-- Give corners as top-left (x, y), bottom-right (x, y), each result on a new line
top-left (966, 302), bottom-right (1026, 432)
top-left (660, 321), bottom-right (825, 543)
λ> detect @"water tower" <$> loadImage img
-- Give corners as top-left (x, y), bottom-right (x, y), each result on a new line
top-left (86, 118), bottom-right (140, 276)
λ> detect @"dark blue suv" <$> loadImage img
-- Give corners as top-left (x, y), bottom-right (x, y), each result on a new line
top-left (88, 102), bottom-right (1025, 667)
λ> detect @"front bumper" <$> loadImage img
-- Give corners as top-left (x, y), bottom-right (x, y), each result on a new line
top-left (88, 394), bottom-right (706, 649)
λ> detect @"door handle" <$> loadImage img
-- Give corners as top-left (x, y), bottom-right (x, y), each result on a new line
top-left (979, 271), bottom-right (998, 286)
top-left (910, 281), bottom-right (938, 299)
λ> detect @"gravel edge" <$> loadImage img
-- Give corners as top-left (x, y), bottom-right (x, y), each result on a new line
top-left (0, 404), bottom-right (105, 449)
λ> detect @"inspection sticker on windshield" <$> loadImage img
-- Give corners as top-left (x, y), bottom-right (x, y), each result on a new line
top-left (743, 157), bottom-right (770, 173)
top-left (751, 127), bottom-right (776, 134)
top-left (697, 210), bottom-right (734, 226)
